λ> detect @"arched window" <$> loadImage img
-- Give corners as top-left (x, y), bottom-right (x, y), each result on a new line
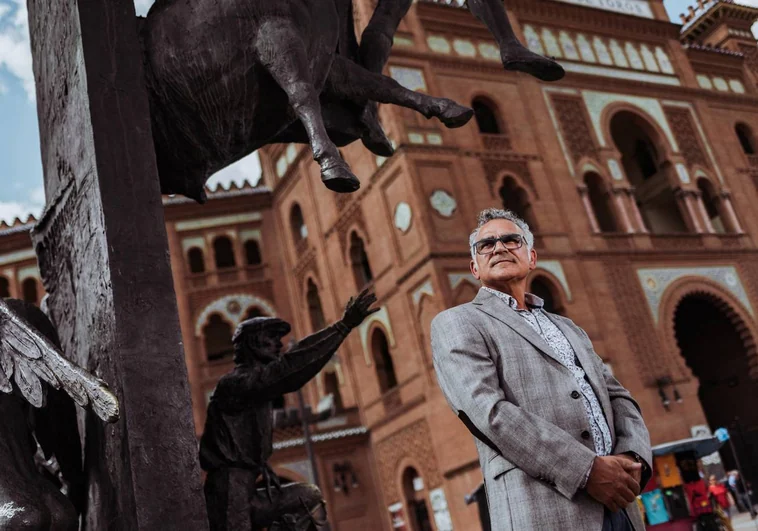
top-left (245, 240), bottom-right (262, 266)
top-left (290, 204), bottom-right (308, 244)
top-left (584, 173), bottom-right (618, 233)
top-left (371, 329), bottom-right (398, 393)
top-left (203, 314), bottom-right (234, 362)
top-left (323, 370), bottom-right (344, 412)
top-left (610, 111), bottom-right (688, 234)
top-left (499, 177), bottom-right (538, 231)
top-left (0, 276), bottom-right (9, 298)
top-left (213, 237), bottom-right (236, 269)
top-left (402, 467), bottom-right (434, 531)
top-left (633, 138), bottom-right (658, 180)
top-left (472, 98), bottom-right (501, 135)
top-left (697, 179), bottom-right (726, 234)
top-left (735, 123), bottom-right (756, 155)
top-left (187, 247), bottom-right (205, 274)
top-left (22, 278), bottom-right (38, 304)
top-left (349, 232), bottom-right (373, 289)
top-left (529, 276), bottom-right (565, 316)
top-left (306, 279), bottom-right (326, 332)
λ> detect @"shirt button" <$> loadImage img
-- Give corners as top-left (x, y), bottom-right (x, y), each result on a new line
top-left (581, 430), bottom-right (591, 440)
top-left (571, 391), bottom-right (581, 399)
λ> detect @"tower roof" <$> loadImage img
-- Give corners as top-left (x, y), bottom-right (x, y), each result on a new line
top-left (679, 0), bottom-right (758, 42)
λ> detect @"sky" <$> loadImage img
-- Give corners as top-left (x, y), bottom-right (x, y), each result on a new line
top-left (0, 0), bottom-right (753, 224)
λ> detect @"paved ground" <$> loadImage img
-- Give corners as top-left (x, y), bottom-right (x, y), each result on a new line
top-left (732, 512), bottom-right (758, 530)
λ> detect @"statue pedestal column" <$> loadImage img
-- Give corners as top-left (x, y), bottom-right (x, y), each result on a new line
top-left (27, 0), bottom-right (208, 528)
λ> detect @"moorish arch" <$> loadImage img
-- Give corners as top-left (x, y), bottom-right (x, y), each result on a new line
top-left (496, 174), bottom-right (538, 231)
top-left (527, 271), bottom-right (569, 316)
top-left (195, 293), bottom-right (277, 336)
top-left (607, 108), bottom-right (688, 234)
top-left (658, 278), bottom-right (758, 483)
top-left (450, 274), bottom-right (479, 306)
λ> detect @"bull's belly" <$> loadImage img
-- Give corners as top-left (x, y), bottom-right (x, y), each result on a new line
top-left (142, 0), bottom-right (339, 99)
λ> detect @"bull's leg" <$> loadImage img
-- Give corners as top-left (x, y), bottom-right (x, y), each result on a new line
top-left (467, 0), bottom-right (564, 82)
top-left (327, 57), bottom-right (473, 129)
top-left (359, 0), bottom-right (413, 74)
top-left (255, 20), bottom-right (360, 193)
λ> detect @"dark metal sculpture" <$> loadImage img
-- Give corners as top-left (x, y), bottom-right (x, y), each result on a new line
top-left (200, 290), bottom-right (378, 531)
top-left (0, 299), bottom-right (120, 529)
top-left (139, 0), bottom-right (563, 201)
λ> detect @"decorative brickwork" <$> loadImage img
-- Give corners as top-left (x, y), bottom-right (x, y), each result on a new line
top-left (551, 95), bottom-right (597, 164)
top-left (326, 201), bottom-right (369, 262)
top-left (294, 246), bottom-right (320, 292)
top-left (603, 261), bottom-right (664, 385)
top-left (664, 107), bottom-right (709, 170)
top-left (375, 419), bottom-right (442, 503)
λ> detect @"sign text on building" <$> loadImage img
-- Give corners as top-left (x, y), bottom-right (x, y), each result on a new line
top-left (554, 0), bottom-right (654, 19)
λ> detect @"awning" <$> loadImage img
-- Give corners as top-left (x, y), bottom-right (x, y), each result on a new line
top-left (652, 436), bottom-right (724, 458)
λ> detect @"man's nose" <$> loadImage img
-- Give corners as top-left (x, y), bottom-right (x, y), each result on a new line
top-left (492, 239), bottom-right (508, 253)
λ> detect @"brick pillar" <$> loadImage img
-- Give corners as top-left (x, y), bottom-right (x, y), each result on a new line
top-left (625, 188), bottom-right (648, 233)
top-left (675, 189), bottom-right (703, 233)
top-left (612, 189), bottom-right (635, 233)
top-left (694, 191), bottom-right (716, 234)
top-left (577, 185), bottom-right (601, 234)
top-left (717, 191), bottom-right (744, 234)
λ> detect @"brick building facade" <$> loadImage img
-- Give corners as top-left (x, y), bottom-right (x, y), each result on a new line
top-left (2, 0), bottom-right (758, 529)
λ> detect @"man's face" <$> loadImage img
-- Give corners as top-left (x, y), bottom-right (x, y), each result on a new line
top-left (470, 219), bottom-right (536, 286)
top-left (248, 332), bottom-right (285, 363)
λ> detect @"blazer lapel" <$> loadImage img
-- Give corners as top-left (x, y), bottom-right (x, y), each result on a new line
top-left (543, 312), bottom-right (614, 423)
top-left (472, 289), bottom-right (566, 368)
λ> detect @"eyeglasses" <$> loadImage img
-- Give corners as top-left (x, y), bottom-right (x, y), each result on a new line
top-left (472, 233), bottom-right (524, 255)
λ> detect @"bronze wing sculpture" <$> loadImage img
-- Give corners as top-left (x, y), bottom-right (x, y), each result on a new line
top-left (0, 299), bottom-right (120, 530)
top-left (0, 298), bottom-right (119, 423)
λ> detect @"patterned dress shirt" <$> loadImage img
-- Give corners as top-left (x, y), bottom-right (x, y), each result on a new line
top-left (483, 287), bottom-right (613, 461)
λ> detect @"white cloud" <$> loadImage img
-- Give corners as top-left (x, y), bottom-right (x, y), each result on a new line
top-left (0, 185), bottom-right (44, 224)
top-left (206, 152), bottom-right (262, 191)
top-left (0, 0), bottom-right (33, 100)
top-left (0, 0), bottom-right (155, 102)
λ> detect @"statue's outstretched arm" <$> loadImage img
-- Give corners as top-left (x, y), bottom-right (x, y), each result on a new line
top-left (255, 322), bottom-right (350, 399)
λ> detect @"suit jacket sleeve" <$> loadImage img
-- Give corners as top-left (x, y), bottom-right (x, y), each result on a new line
top-left (599, 354), bottom-right (653, 489)
top-left (431, 310), bottom-right (597, 500)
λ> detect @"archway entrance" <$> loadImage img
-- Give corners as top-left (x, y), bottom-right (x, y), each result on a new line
top-left (402, 467), bottom-right (433, 531)
top-left (673, 294), bottom-right (758, 483)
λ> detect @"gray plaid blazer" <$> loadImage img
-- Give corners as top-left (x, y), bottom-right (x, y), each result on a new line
top-left (431, 289), bottom-right (652, 531)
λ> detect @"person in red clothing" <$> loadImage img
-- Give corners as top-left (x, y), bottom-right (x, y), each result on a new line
top-left (709, 475), bottom-right (732, 511)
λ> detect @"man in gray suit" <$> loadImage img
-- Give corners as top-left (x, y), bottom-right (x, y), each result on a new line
top-left (432, 208), bottom-right (652, 531)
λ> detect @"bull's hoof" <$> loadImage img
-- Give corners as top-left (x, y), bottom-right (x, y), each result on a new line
top-left (502, 44), bottom-right (565, 82)
top-left (436, 100), bottom-right (474, 129)
top-left (322, 165), bottom-right (361, 193)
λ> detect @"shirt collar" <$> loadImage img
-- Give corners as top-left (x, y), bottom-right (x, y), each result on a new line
top-left (482, 286), bottom-right (545, 311)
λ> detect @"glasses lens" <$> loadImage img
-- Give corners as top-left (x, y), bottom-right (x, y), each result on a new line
top-left (502, 234), bottom-right (523, 249)
top-left (475, 238), bottom-right (496, 254)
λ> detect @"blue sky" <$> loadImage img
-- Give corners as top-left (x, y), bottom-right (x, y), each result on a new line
top-left (0, 0), bottom-right (751, 223)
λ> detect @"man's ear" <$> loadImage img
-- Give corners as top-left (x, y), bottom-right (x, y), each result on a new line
top-left (528, 248), bottom-right (538, 271)
top-left (470, 259), bottom-right (480, 280)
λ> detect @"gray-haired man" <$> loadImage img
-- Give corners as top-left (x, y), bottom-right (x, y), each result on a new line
top-left (431, 208), bottom-right (652, 530)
